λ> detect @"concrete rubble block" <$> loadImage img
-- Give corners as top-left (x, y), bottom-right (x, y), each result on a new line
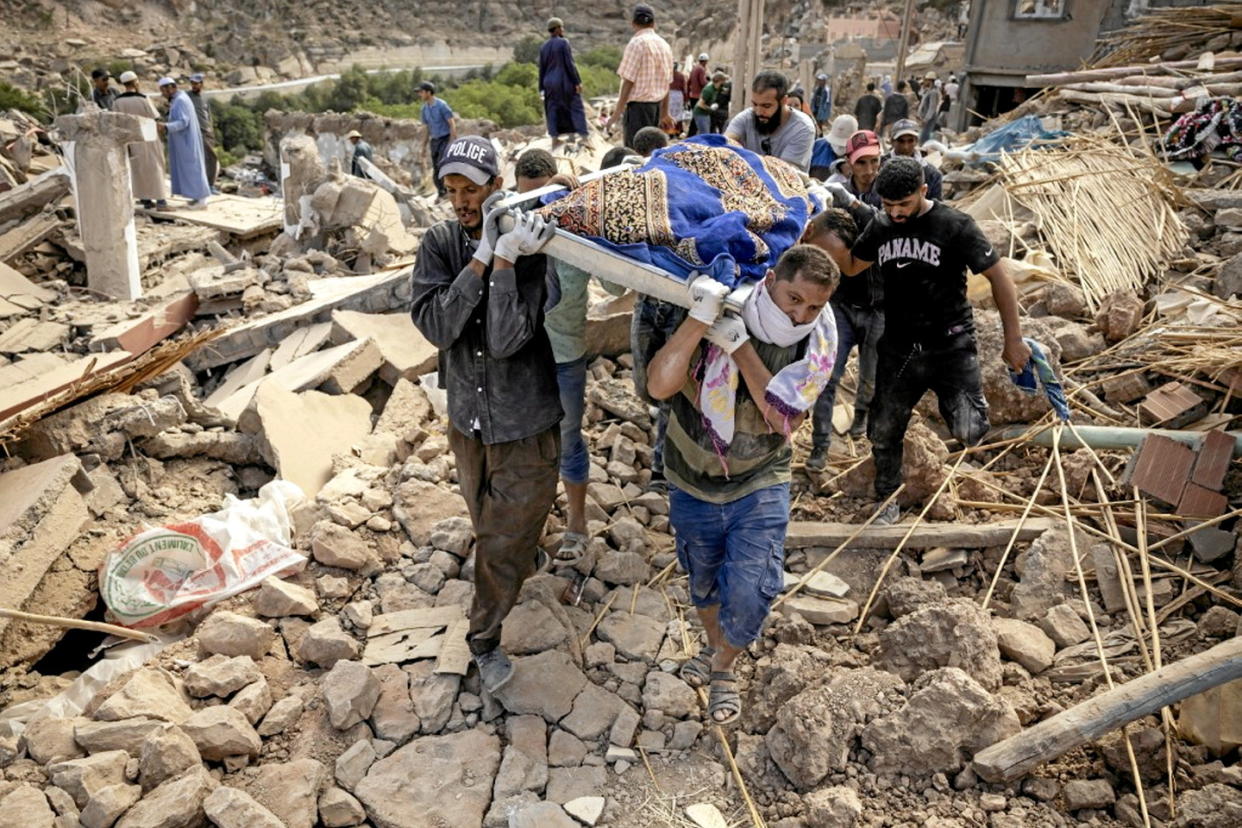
top-left (1010, 526), bottom-right (1084, 620)
top-left (563, 795), bottom-right (606, 826)
top-left (406, 662), bottom-right (460, 734)
top-left (311, 520), bottom-right (378, 572)
top-left (595, 611), bottom-right (665, 662)
top-left (548, 728), bottom-right (587, 767)
top-left (321, 660), bottom-right (381, 730)
top-left (0, 317), bottom-right (69, 353)
top-left (115, 769), bottom-right (215, 828)
top-left (16, 393), bottom-right (186, 463)
top-left (684, 803), bottom-right (729, 828)
top-left (545, 765), bottom-right (607, 805)
top-left (494, 650), bottom-right (588, 723)
top-left (48, 750), bottom-right (131, 808)
top-left (1095, 291), bottom-right (1144, 342)
top-left (183, 654), bottom-right (262, 698)
top-left (94, 668), bottom-right (193, 724)
top-left (73, 717), bottom-right (163, 756)
top-left (298, 616), bottom-right (362, 669)
top-left (560, 682), bottom-right (626, 741)
top-left (803, 785), bottom-right (863, 827)
top-left (0, 785), bottom-right (56, 828)
top-left (766, 667), bottom-right (905, 791)
top-left (229, 676), bottom-right (274, 725)
top-left (23, 716), bottom-right (86, 764)
top-left (861, 667), bottom-right (1020, 775)
top-left (428, 517), bottom-right (473, 555)
top-left (334, 739), bottom-right (377, 792)
top-left (393, 481), bottom-right (470, 547)
top-left (253, 576), bottom-right (319, 617)
top-left (318, 786), bottom-right (366, 827)
top-left (1038, 603), bottom-right (1091, 648)
top-left (368, 663), bottom-right (419, 745)
top-left (138, 724), bottom-right (201, 792)
top-left (642, 671), bottom-right (699, 720)
top-left (492, 715), bottom-right (548, 801)
top-left (609, 704), bottom-right (641, 748)
top-left (249, 759), bottom-right (326, 828)
top-left (355, 729), bottom-right (501, 828)
top-left (373, 377), bottom-right (433, 436)
top-left (257, 695), bottom-right (304, 737)
top-left (179, 706), bottom-right (262, 761)
top-left (511, 802), bottom-right (578, 828)
top-left (202, 785), bottom-right (285, 828)
top-left (993, 617), bottom-right (1056, 674)
top-left (1176, 783), bottom-right (1242, 827)
top-left (594, 550), bottom-right (649, 586)
top-left (330, 310), bottom-right (438, 385)
top-left (1178, 677), bottom-right (1242, 755)
top-left (251, 385), bottom-right (373, 499)
top-left (79, 783), bottom-right (141, 828)
top-left (876, 599), bottom-right (1003, 691)
top-left (196, 610), bottom-right (276, 660)
top-left (882, 577), bottom-right (949, 619)
top-left (1062, 779), bottom-right (1116, 811)
top-left (500, 600), bottom-right (569, 655)
top-left (779, 595), bottom-right (859, 625)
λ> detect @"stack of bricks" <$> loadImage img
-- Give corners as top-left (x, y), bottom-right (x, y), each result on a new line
top-left (1123, 430), bottom-right (1236, 517)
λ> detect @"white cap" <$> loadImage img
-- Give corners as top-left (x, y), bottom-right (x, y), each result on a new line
top-left (827, 114), bottom-right (858, 154)
top-left (698, 52), bottom-right (709, 61)
top-left (157, 76), bottom-right (175, 87)
top-left (118, 71), bottom-right (137, 84)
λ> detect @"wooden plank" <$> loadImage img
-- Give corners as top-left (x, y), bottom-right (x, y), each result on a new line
top-left (785, 517), bottom-right (1056, 550)
top-left (366, 605), bottom-right (462, 638)
top-left (434, 615), bottom-right (472, 676)
top-left (362, 629), bottom-right (445, 666)
top-left (973, 637), bottom-right (1242, 783)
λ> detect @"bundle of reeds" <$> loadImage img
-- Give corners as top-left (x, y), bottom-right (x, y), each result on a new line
top-left (1091, 3), bottom-right (1242, 68)
top-left (997, 137), bottom-right (1186, 310)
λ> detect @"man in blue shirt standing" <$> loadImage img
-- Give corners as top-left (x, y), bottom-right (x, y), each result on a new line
top-left (419, 81), bottom-right (457, 197)
top-left (539, 18), bottom-right (589, 148)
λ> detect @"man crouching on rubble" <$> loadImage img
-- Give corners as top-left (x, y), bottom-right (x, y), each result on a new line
top-left (646, 245), bottom-right (839, 724)
top-left (409, 136), bottom-right (561, 693)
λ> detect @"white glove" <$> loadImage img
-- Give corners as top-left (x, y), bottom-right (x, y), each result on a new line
top-left (686, 273), bottom-right (730, 325)
top-left (825, 182), bottom-right (857, 209)
top-left (710, 103), bottom-right (719, 111)
top-left (494, 210), bottom-right (556, 262)
top-left (704, 314), bottom-right (749, 353)
top-left (472, 191), bottom-right (509, 266)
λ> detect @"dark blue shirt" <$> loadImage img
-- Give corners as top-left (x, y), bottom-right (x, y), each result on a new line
top-left (420, 98), bottom-right (455, 139)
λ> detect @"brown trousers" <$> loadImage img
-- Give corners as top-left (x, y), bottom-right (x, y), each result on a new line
top-left (449, 424), bottom-right (560, 655)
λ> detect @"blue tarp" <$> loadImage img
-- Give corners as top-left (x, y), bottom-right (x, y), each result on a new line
top-left (951, 115), bottom-right (1069, 166)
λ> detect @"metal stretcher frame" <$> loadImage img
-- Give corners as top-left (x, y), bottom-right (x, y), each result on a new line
top-left (495, 164), bottom-right (755, 312)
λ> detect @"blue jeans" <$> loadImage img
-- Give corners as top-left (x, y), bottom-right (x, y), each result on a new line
top-left (556, 357), bottom-right (590, 485)
top-left (670, 483), bottom-right (790, 648)
top-left (811, 302), bottom-right (885, 447)
top-left (631, 295), bottom-right (688, 475)
top-left (693, 112), bottom-right (712, 135)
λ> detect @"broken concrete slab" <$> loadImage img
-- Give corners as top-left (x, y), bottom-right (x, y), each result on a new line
top-left (203, 349), bottom-right (272, 409)
top-left (0, 260), bottom-right (55, 317)
top-left (329, 310), bottom-right (437, 384)
top-left (251, 385), bottom-right (374, 498)
top-left (87, 291), bottom-right (198, 354)
top-left (188, 264), bottom-right (260, 301)
top-left (141, 192), bottom-right (282, 238)
top-left (0, 454), bottom-right (92, 666)
top-left (185, 269), bottom-right (411, 372)
top-left (269, 321), bottom-right (333, 371)
top-left (0, 211), bottom-right (59, 262)
top-left (221, 338), bottom-right (382, 423)
top-left (14, 392), bottom-right (186, 461)
top-left (0, 351), bottom-right (133, 424)
top-left (0, 316), bottom-right (69, 353)
top-left (0, 167), bottom-right (69, 225)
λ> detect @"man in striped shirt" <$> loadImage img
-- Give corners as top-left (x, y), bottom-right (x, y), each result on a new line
top-left (606, 4), bottom-right (675, 149)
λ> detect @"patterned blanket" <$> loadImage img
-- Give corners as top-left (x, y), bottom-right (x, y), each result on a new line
top-left (538, 135), bottom-right (819, 287)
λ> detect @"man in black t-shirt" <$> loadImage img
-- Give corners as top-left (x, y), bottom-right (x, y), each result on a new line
top-left (819, 157), bottom-right (1030, 523)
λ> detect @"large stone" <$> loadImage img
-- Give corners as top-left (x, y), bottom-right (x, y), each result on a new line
top-left (230, 676), bottom-right (274, 724)
top-left (545, 765), bottom-right (606, 804)
top-left (595, 611), bottom-right (665, 662)
top-left (1038, 603), bottom-right (1091, 648)
top-left (428, 517), bottom-right (473, 555)
top-left (180, 706), bottom-right (262, 761)
top-left (0, 785), bottom-right (55, 828)
top-left (80, 783), bottom-right (142, 828)
top-left (253, 577), bottom-right (319, 617)
top-left (883, 577), bottom-right (949, 619)
top-left (138, 724), bottom-right (201, 792)
top-left (258, 695), bottom-right (304, 737)
top-left (974, 309), bottom-right (1064, 424)
top-left (500, 601), bottom-right (569, 655)
top-left (369, 664), bottom-right (419, 744)
top-left (250, 759), bottom-right (326, 828)
top-left (510, 802), bottom-right (577, 828)
top-left (23, 716), bottom-right (85, 763)
top-left (560, 683), bottom-right (626, 741)
top-left (875, 599), bottom-right (1003, 691)
top-left (406, 661), bottom-right (460, 734)
top-left (197, 611), bottom-right (275, 660)
top-left (993, 617), bottom-right (1055, 674)
top-left (74, 717), bottom-right (163, 755)
top-left (1216, 251), bottom-right (1242, 300)
top-left (298, 616), bottom-right (361, 668)
top-left (311, 521), bottom-right (376, 571)
top-left (355, 729), bottom-right (501, 828)
top-left (319, 786), bottom-right (366, 827)
top-left (335, 740), bottom-right (377, 792)
top-left (48, 750), bottom-right (130, 807)
top-left (1062, 779), bottom-right (1116, 811)
top-left (804, 786), bottom-right (863, 828)
top-left (594, 550), bottom-right (648, 585)
top-left (322, 660), bottom-right (381, 729)
top-left (203, 786), bottom-right (285, 828)
top-left (94, 668), bottom-right (192, 724)
top-left (765, 668), bottom-right (905, 790)
top-left (642, 671), bottom-right (698, 720)
top-left (495, 650), bottom-right (588, 723)
top-left (184, 654), bottom-right (262, 698)
top-left (492, 715), bottom-right (548, 801)
top-left (1010, 527), bottom-right (1080, 619)
top-left (1176, 783), bottom-right (1242, 828)
top-left (861, 667), bottom-right (1021, 774)
top-left (115, 769), bottom-right (215, 828)
top-left (564, 796), bottom-right (606, 826)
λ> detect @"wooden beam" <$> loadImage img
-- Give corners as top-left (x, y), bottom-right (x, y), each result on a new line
top-left (1027, 55), bottom-right (1242, 86)
top-left (784, 517), bottom-right (1056, 550)
top-left (973, 637), bottom-right (1242, 783)
top-left (0, 168), bottom-right (69, 226)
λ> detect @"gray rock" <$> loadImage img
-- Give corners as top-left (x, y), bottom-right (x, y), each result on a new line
top-left (335, 739), bottom-right (377, 792)
top-left (545, 765), bottom-right (606, 804)
top-left (495, 650), bottom-right (587, 723)
top-left (1038, 603), bottom-right (1091, 648)
top-left (321, 660), bottom-right (381, 730)
top-left (229, 676), bottom-right (274, 725)
top-left (94, 668), bottom-right (193, 724)
top-left (253, 577), bottom-right (319, 617)
top-left (298, 617), bottom-right (361, 668)
top-left (500, 601), bottom-right (568, 655)
top-left (80, 783), bottom-right (141, 828)
top-left (48, 750), bottom-right (130, 808)
top-left (594, 550), bottom-right (648, 585)
top-left (560, 683), bottom-right (626, 741)
top-left (642, 672), bottom-right (698, 719)
top-left (369, 664), bottom-right (419, 744)
top-left (180, 706), bottom-right (261, 761)
top-left (1062, 779), bottom-right (1116, 811)
top-left (184, 654), bottom-right (262, 698)
top-left (257, 695), bottom-right (303, 737)
top-left (319, 787), bottom-right (366, 827)
top-left (23, 717), bottom-right (85, 764)
top-left (1215, 251), bottom-right (1242, 300)
top-left (312, 521), bottom-right (377, 571)
top-left (428, 517), bottom-right (473, 555)
top-left (74, 717), bottom-right (163, 756)
top-left (548, 728), bottom-right (587, 767)
top-left (595, 612), bottom-right (664, 662)
top-left (202, 786), bottom-right (284, 828)
top-left (0, 785), bottom-right (55, 828)
top-left (249, 759), bottom-right (326, 828)
top-left (510, 802), bottom-right (577, 828)
top-left (138, 724), bottom-right (201, 792)
top-left (993, 617), bottom-right (1055, 674)
top-left (492, 715), bottom-right (548, 801)
top-left (197, 611), bottom-right (275, 660)
top-left (876, 599), bottom-right (1003, 691)
top-left (406, 662), bottom-right (460, 734)
top-left (115, 770), bottom-right (215, 828)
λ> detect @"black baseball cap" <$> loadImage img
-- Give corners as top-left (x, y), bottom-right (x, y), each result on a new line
top-left (438, 136), bottom-right (500, 185)
top-left (91, 68), bottom-right (110, 80)
top-left (418, 81), bottom-right (436, 94)
top-left (632, 4), bottom-right (655, 23)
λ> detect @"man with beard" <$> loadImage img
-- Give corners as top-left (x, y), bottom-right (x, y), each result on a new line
top-left (409, 135), bottom-right (561, 692)
top-left (725, 70), bottom-right (815, 171)
top-left (819, 157), bottom-right (1030, 524)
top-left (883, 118), bottom-right (943, 200)
top-left (187, 73), bottom-right (218, 189)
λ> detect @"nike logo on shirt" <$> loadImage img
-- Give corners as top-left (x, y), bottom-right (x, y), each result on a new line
top-left (876, 237), bottom-right (943, 268)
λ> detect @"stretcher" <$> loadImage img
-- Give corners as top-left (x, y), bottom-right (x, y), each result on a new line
top-left (495, 164), bottom-right (755, 312)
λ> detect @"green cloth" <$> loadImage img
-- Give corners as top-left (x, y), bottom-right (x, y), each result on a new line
top-left (664, 339), bottom-right (799, 504)
top-left (694, 83), bottom-right (718, 114)
top-left (544, 261), bottom-right (625, 363)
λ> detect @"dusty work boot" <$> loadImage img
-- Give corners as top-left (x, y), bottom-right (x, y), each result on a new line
top-left (849, 410), bottom-right (868, 440)
top-left (474, 646), bottom-right (514, 694)
top-left (873, 501), bottom-right (901, 526)
top-left (806, 444), bottom-right (829, 471)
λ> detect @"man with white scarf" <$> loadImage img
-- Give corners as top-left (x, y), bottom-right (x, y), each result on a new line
top-left (645, 245), bottom-right (839, 726)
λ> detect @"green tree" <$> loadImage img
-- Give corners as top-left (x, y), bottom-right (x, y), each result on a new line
top-left (326, 66), bottom-right (369, 113)
top-left (579, 45), bottom-right (622, 70)
top-left (513, 35), bottom-right (543, 64)
top-left (1, 81), bottom-right (46, 118)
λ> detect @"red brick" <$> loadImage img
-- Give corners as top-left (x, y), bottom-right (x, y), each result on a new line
top-left (1139, 382), bottom-right (1205, 426)
top-left (1178, 483), bottom-right (1228, 518)
top-left (1191, 430), bottom-right (1235, 491)
top-left (1123, 434), bottom-right (1194, 506)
